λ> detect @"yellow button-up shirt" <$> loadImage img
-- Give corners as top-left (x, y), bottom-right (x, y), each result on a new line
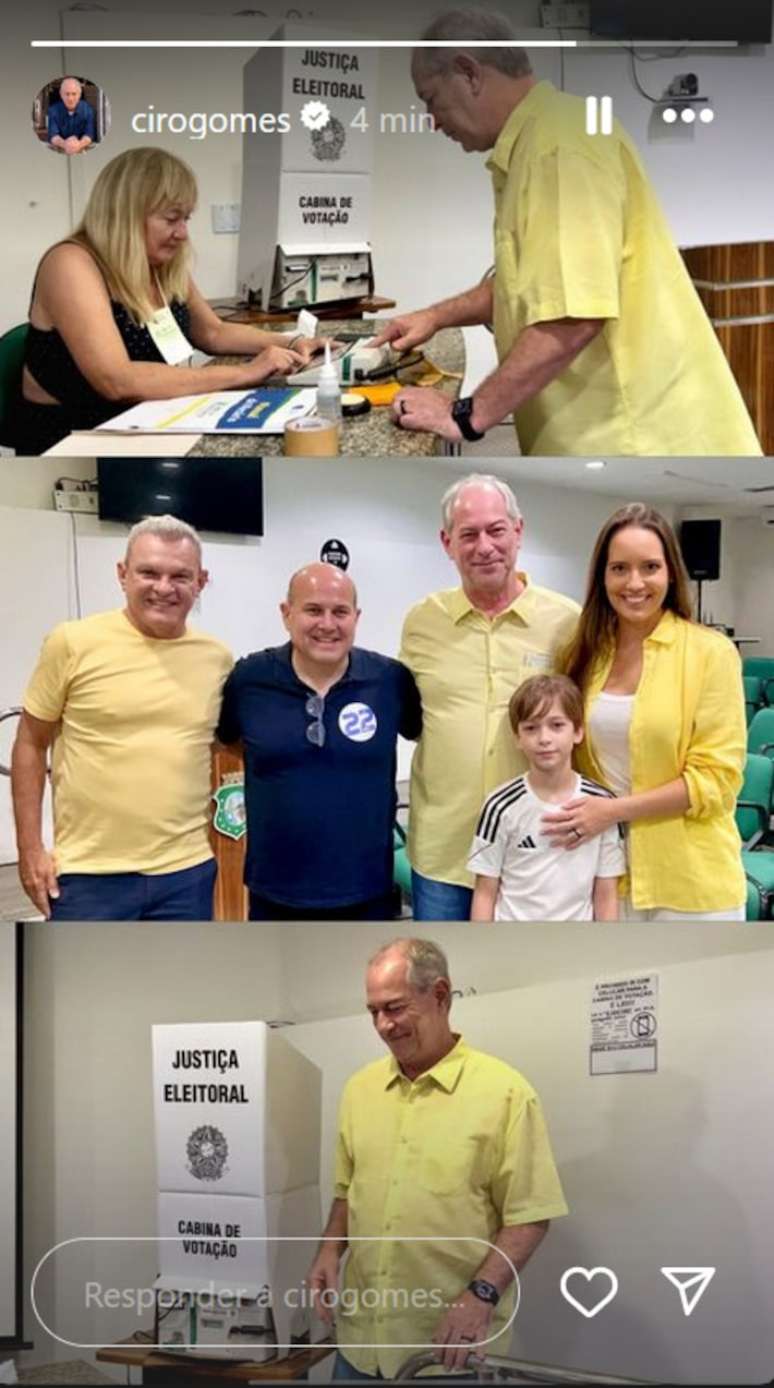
top-left (334, 1036), bottom-right (568, 1378)
top-left (400, 577), bottom-right (579, 886)
top-left (576, 611), bottom-right (746, 911)
top-left (487, 82), bottom-right (761, 457)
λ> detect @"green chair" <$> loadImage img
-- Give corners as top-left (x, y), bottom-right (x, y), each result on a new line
top-left (738, 754), bottom-right (774, 919)
top-left (749, 877), bottom-right (765, 921)
top-left (743, 675), bottom-right (763, 726)
top-left (746, 875), bottom-right (765, 921)
top-left (742, 857), bottom-right (774, 920)
top-left (0, 322), bottom-right (28, 448)
top-left (743, 657), bottom-right (774, 705)
top-left (735, 754), bottom-right (773, 849)
top-left (747, 707), bottom-right (774, 764)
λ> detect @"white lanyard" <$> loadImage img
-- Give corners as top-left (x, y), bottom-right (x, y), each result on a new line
top-left (145, 275), bottom-right (194, 366)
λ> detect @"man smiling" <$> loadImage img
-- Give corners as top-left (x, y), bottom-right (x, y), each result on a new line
top-left (400, 474), bottom-right (579, 919)
top-left (306, 938), bottom-right (567, 1380)
top-left (11, 516), bottom-right (231, 920)
top-left (217, 562), bottom-right (421, 919)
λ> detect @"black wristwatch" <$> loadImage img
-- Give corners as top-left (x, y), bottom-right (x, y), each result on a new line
top-left (467, 1278), bottom-right (500, 1306)
top-left (451, 395), bottom-right (486, 442)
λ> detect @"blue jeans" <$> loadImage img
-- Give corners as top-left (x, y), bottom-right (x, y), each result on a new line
top-left (49, 858), bottom-right (217, 921)
top-left (411, 870), bottom-right (473, 922)
top-left (332, 1353), bottom-right (380, 1381)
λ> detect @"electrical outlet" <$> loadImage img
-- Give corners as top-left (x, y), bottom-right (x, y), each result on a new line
top-left (54, 490), bottom-right (98, 514)
top-left (540, 2), bottom-right (590, 27)
top-left (212, 203), bottom-right (241, 234)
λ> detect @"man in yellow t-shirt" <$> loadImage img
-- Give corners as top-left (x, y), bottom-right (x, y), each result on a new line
top-left (11, 515), bottom-right (232, 921)
top-left (374, 11), bottom-right (761, 457)
top-left (400, 473), bottom-right (579, 920)
top-left (306, 938), bottom-right (567, 1380)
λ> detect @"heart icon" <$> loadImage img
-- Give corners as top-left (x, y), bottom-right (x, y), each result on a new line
top-left (559, 1266), bottom-right (619, 1318)
top-left (300, 101), bottom-right (331, 132)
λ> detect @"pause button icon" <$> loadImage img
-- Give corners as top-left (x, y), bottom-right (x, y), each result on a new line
top-left (586, 95), bottom-right (613, 135)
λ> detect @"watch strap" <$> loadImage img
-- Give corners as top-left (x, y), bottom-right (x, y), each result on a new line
top-left (452, 395), bottom-right (486, 442)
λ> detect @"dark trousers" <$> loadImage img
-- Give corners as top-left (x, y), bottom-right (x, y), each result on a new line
top-left (248, 890), bottom-right (397, 921)
top-left (49, 859), bottom-right (217, 921)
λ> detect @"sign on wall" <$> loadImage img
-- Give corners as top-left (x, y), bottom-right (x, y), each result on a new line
top-left (589, 974), bottom-right (659, 1075)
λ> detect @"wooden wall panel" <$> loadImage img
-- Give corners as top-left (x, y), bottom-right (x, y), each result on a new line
top-left (682, 242), bottom-right (774, 454)
top-left (210, 745), bottom-right (248, 922)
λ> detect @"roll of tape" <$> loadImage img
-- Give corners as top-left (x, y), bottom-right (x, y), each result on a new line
top-left (284, 415), bottom-right (340, 456)
top-left (341, 391), bottom-right (371, 418)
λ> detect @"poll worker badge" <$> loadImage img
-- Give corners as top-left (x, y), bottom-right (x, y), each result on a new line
top-left (187, 1124), bottom-right (229, 1182)
top-left (144, 304), bottom-right (195, 365)
top-left (212, 773), bottom-right (246, 841)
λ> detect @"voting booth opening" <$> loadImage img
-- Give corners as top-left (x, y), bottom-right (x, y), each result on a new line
top-left (152, 1020), bottom-right (323, 1360)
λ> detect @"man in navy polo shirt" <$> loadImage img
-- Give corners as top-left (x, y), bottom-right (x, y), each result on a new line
top-left (217, 562), bottom-right (422, 920)
top-left (47, 77), bottom-right (96, 154)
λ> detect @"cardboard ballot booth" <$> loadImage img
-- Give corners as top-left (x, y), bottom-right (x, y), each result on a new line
top-left (152, 1020), bottom-right (323, 1361)
top-left (237, 26), bottom-right (378, 310)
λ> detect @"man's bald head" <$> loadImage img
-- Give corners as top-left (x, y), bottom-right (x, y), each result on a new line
top-left (286, 562), bottom-right (357, 609)
top-left (59, 77), bottom-right (83, 110)
top-left (281, 562), bottom-right (361, 677)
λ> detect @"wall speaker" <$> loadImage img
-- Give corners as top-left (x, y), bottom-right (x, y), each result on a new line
top-left (680, 519), bottom-right (721, 581)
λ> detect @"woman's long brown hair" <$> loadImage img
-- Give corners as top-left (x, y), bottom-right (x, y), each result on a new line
top-left (561, 503), bottom-right (694, 692)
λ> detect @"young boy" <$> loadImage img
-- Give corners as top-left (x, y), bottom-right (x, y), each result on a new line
top-left (468, 674), bottom-right (624, 921)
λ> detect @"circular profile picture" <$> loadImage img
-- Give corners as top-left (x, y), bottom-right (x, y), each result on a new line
top-left (32, 75), bottom-right (111, 155)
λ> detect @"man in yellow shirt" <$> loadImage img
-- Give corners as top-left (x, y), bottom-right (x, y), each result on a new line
top-left (374, 10), bottom-right (761, 457)
top-left (11, 515), bottom-right (232, 921)
top-left (306, 938), bottom-right (567, 1380)
top-left (400, 473), bottom-right (579, 919)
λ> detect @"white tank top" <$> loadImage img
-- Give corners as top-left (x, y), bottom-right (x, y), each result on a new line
top-left (588, 691), bottom-right (635, 797)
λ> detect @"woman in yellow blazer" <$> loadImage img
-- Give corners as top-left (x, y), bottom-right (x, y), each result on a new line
top-left (545, 503), bottom-right (746, 918)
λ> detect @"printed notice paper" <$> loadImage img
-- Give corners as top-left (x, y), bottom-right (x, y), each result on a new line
top-left (96, 387), bottom-right (317, 434)
top-left (590, 974), bottom-right (659, 1075)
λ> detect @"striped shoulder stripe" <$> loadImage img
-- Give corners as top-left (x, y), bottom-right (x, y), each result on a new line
top-left (580, 778), bottom-right (615, 799)
top-left (477, 778), bottom-right (528, 842)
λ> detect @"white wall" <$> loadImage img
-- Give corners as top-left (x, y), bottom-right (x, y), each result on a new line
top-left (4, 3), bottom-right (773, 331)
top-left (19, 923), bottom-right (774, 1382)
top-left (676, 503), bottom-right (774, 653)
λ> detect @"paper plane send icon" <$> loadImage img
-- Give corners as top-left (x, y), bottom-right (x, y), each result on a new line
top-left (661, 1267), bottom-right (716, 1316)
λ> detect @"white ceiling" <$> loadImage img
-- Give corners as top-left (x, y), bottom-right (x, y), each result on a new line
top-left (440, 456), bottom-right (774, 515)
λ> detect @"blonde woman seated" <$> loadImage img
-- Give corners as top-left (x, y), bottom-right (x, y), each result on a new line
top-left (543, 503), bottom-right (746, 920)
top-left (16, 147), bottom-right (330, 453)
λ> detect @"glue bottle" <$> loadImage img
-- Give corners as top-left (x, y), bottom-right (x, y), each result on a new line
top-left (316, 341), bottom-right (342, 427)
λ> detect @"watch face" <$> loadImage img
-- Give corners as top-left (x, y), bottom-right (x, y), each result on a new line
top-left (470, 1279), bottom-right (498, 1304)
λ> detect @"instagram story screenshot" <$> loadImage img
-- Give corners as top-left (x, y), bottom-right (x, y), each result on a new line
top-left (1, 2), bottom-right (774, 1387)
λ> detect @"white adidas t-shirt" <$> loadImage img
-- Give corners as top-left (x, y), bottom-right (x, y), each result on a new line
top-left (468, 772), bottom-right (625, 921)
